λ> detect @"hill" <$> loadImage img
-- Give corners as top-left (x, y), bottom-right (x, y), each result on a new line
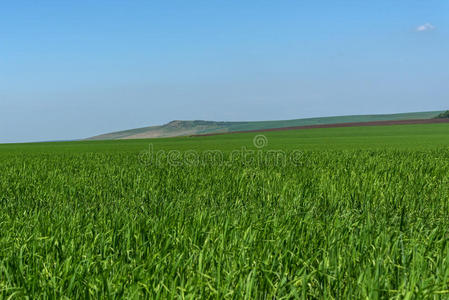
top-left (87, 110), bottom-right (444, 140)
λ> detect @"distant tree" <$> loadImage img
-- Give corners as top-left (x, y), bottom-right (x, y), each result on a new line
top-left (435, 111), bottom-right (449, 119)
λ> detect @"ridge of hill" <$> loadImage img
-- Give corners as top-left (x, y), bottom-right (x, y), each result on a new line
top-left (87, 111), bottom-right (444, 140)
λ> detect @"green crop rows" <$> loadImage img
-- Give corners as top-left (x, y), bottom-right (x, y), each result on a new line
top-left (2, 124), bottom-right (449, 298)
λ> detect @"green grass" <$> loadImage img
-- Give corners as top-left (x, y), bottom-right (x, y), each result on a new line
top-left (2, 123), bottom-right (449, 298)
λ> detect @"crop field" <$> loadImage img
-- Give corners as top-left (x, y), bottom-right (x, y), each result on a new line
top-left (2, 124), bottom-right (449, 298)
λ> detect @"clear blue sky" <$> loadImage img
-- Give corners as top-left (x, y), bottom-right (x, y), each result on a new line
top-left (1, 0), bottom-right (448, 143)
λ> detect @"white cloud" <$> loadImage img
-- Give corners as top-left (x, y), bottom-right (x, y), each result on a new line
top-left (416, 23), bottom-right (435, 32)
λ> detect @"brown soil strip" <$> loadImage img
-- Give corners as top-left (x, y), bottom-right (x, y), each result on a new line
top-left (191, 118), bottom-right (449, 137)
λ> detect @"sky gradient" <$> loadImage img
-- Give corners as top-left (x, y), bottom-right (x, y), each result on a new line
top-left (1, 0), bottom-right (448, 143)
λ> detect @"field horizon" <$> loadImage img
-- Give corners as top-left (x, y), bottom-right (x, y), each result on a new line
top-left (87, 110), bottom-right (445, 141)
top-left (2, 121), bottom-right (449, 153)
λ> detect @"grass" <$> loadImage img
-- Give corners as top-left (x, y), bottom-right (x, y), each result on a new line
top-left (1, 123), bottom-right (449, 298)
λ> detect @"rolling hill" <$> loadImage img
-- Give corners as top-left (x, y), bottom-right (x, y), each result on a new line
top-left (88, 111), bottom-right (444, 140)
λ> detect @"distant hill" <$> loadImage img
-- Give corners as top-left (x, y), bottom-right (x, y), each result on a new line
top-left (87, 111), bottom-right (444, 140)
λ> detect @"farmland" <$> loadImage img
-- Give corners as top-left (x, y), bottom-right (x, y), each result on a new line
top-left (2, 123), bottom-right (449, 298)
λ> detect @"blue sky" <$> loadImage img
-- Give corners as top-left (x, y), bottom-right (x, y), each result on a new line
top-left (1, 0), bottom-right (448, 143)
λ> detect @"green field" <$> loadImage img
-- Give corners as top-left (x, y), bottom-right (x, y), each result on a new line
top-left (2, 123), bottom-right (449, 298)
